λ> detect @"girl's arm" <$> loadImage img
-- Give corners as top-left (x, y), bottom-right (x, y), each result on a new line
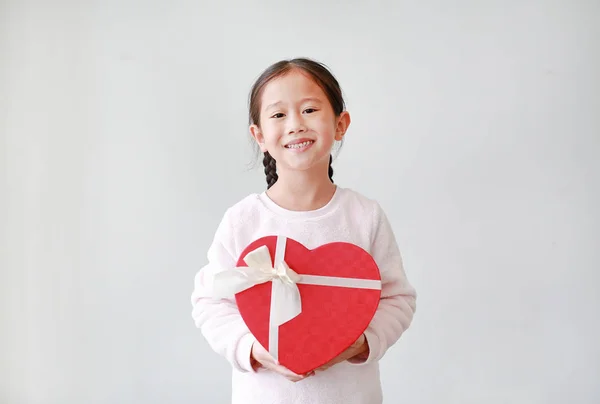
top-left (348, 202), bottom-right (417, 365)
top-left (190, 212), bottom-right (257, 373)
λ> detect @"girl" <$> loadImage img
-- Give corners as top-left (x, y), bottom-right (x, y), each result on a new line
top-left (191, 58), bottom-right (417, 404)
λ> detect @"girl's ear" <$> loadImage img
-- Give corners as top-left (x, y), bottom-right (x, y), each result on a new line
top-left (250, 124), bottom-right (267, 152)
top-left (335, 111), bottom-right (351, 141)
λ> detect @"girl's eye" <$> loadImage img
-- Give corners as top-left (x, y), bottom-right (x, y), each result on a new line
top-left (304, 108), bottom-right (317, 114)
top-left (271, 113), bottom-right (285, 119)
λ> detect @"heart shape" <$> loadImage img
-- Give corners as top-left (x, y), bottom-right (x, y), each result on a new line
top-left (234, 236), bottom-right (381, 375)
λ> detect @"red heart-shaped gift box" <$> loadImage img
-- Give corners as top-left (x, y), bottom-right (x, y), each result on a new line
top-left (234, 235), bottom-right (382, 375)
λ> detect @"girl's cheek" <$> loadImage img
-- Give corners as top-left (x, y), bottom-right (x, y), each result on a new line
top-left (266, 121), bottom-right (280, 131)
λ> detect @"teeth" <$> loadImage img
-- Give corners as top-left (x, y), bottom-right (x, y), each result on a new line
top-left (286, 141), bottom-right (313, 149)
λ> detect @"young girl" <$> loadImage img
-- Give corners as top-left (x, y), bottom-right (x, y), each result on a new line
top-left (190, 58), bottom-right (417, 404)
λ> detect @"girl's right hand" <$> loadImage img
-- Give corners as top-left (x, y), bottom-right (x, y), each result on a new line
top-left (251, 341), bottom-right (314, 382)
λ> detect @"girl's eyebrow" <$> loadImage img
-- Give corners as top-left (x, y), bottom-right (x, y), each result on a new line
top-left (265, 97), bottom-right (323, 111)
top-left (265, 101), bottom-right (283, 111)
top-left (300, 97), bottom-right (323, 105)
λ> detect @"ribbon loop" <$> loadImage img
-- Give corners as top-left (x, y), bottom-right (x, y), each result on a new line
top-left (212, 244), bottom-right (304, 329)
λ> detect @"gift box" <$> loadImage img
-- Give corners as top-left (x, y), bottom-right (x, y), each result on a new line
top-left (212, 235), bottom-right (382, 375)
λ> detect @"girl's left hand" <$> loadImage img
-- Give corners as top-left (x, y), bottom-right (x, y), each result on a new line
top-left (314, 333), bottom-right (369, 372)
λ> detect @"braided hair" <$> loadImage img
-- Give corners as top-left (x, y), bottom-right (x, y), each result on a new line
top-left (249, 58), bottom-right (345, 189)
top-left (263, 152), bottom-right (278, 189)
top-left (263, 152), bottom-right (334, 189)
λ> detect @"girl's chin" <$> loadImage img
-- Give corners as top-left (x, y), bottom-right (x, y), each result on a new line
top-left (273, 158), bottom-right (332, 175)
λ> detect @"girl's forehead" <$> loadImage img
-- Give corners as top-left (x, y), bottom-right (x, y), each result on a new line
top-left (261, 70), bottom-right (326, 104)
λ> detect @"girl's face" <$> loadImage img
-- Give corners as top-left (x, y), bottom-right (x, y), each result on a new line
top-left (250, 69), bottom-right (350, 177)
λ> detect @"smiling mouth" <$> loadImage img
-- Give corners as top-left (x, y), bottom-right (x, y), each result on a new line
top-left (285, 140), bottom-right (314, 149)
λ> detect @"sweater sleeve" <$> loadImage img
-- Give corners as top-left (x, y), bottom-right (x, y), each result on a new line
top-left (190, 210), bottom-right (257, 373)
top-left (348, 202), bottom-right (417, 365)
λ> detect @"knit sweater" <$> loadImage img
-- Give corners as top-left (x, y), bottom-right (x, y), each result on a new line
top-left (190, 186), bottom-right (417, 404)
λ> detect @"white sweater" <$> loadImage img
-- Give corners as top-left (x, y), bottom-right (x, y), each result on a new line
top-left (191, 186), bottom-right (416, 404)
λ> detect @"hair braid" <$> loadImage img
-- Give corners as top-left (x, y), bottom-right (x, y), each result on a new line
top-left (263, 152), bottom-right (278, 189)
top-left (328, 154), bottom-right (334, 183)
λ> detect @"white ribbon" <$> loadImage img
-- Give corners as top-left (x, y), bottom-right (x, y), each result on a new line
top-left (211, 236), bottom-right (382, 361)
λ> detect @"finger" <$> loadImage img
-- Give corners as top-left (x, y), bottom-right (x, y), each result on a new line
top-left (285, 370), bottom-right (316, 382)
top-left (315, 352), bottom-right (353, 372)
top-left (272, 364), bottom-right (305, 381)
top-left (285, 372), bottom-right (306, 383)
top-left (317, 359), bottom-right (334, 370)
top-left (316, 356), bottom-right (341, 371)
top-left (299, 370), bottom-right (315, 378)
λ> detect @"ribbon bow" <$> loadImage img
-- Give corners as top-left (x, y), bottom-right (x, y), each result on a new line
top-left (212, 242), bottom-right (303, 328)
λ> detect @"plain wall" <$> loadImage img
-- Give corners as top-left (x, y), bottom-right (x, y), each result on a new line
top-left (1, 0), bottom-right (599, 403)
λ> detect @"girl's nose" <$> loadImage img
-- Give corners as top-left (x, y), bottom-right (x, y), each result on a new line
top-left (287, 113), bottom-right (307, 134)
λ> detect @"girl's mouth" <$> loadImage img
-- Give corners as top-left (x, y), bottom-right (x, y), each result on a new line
top-left (285, 140), bottom-right (314, 150)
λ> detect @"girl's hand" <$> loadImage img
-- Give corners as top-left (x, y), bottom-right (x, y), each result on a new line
top-left (315, 333), bottom-right (369, 372)
top-left (251, 341), bottom-right (315, 382)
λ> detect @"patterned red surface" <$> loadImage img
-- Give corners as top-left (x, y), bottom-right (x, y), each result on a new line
top-left (235, 236), bottom-right (381, 375)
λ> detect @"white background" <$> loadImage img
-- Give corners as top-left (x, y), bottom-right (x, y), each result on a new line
top-left (2, 1), bottom-right (599, 403)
